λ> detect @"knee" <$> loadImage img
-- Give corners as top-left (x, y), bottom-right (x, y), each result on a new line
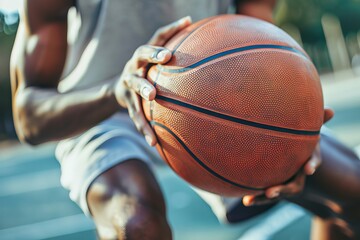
top-left (119, 201), bottom-right (172, 240)
top-left (86, 160), bottom-right (171, 240)
top-left (94, 193), bottom-right (172, 240)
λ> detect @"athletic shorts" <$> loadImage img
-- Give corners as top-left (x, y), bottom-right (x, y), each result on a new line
top-left (55, 112), bottom-right (250, 221)
top-left (55, 112), bottom-right (348, 222)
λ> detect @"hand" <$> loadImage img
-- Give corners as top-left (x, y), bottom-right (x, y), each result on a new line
top-left (114, 16), bottom-right (192, 146)
top-left (243, 143), bottom-right (322, 206)
top-left (242, 108), bottom-right (333, 206)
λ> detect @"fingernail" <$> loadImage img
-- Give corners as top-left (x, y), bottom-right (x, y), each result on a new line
top-left (156, 50), bottom-right (169, 60)
top-left (243, 197), bottom-right (252, 206)
top-left (308, 167), bottom-right (316, 175)
top-left (145, 135), bottom-right (152, 146)
top-left (270, 191), bottom-right (279, 198)
top-left (142, 87), bottom-right (151, 99)
top-left (179, 16), bottom-right (191, 24)
top-left (309, 161), bottom-right (317, 175)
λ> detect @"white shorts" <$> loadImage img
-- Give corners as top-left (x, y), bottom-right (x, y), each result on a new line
top-left (55, 112), bottom-right (243, 220)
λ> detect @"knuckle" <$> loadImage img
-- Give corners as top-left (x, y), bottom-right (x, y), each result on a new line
top-left (134, 46), bottom-right (143, 56)
top-left (132, 110), bottom-right (141, 119)
top-left (157, 33), bottom-right (168, 42)
top-left (137, 124), bottom-right (145, 134)
top-left (128, 109), bottom-right (135, 119)
top-left (125, 60), bottom-right (133, 69)
top-left (136, 67), bottom-right (146, 77)
top-left (123, 77), bottom-right (132, 89)
top-left (153, 31), bottom-right (167, 43)
top-left (133, 110), bottom-right (145, 121)
top-left (155, 27), bottom-right (166, 36)
top-left (138, 122), bottom-right (145, 131)
top-left (135, 82), bottom-right (142, 93)
top-left (124, 89), bottom-right (132, 99)
top-left (133, 120), bottom-right (141, 130)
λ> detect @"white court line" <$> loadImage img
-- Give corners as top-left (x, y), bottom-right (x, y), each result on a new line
top-left (238, 203), bottom-right (306, 240)
top-left (0, 214), bottom-right (95, 240)
top-left (0, 169), bottom-right (61, 197)
top-left (0, 143), bottom-right (56, 164)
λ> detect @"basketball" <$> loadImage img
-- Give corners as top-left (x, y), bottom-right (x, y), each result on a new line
top-left (143, 15), bottom-right (324, 196)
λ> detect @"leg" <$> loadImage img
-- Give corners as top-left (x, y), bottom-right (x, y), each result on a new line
top-left (311, 216), bottom-right (355, 240)
top-left (87, 159), bottom-right (172, 240)
top-left (56, 113), bottom-right (169, 239)
top-left (288, 133), bottom-right (360, 239)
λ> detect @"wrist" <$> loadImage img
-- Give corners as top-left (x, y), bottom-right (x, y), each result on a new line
top-left (101, 82), bottom-right (124, 111)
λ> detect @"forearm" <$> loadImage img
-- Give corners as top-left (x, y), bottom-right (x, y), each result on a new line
top-left (14, 82), bottom-right (121, 145)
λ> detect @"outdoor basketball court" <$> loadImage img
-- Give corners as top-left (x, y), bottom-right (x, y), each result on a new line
top-left (0, 73), bottom-right (359, 240)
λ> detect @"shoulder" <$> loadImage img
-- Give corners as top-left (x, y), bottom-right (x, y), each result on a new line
top-left (25, 0), bottom-right (75, 29)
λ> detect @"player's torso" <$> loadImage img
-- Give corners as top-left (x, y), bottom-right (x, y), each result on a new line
top-left (59, 0), bottom-right (233, 92)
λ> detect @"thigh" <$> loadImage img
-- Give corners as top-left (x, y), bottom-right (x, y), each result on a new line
top-left (289, 134), bottom-right (360, 238)
top-left (87, 159), bottom-right (171, 240)
top-left (56, 113), bottom-right (163, 215)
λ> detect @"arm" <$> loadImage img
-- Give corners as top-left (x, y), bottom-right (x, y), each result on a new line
top-left (11, 0), bottom-right (119, 145)
top-left (11, 0), bottom-right (190, 146)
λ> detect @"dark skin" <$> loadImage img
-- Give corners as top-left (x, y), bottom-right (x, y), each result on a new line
top-left (297, 135), bottom-right (360, 239)
top-left (11, 0), bottom-right (360, 239)
top-left (245, 133), bottom-right (360, 239)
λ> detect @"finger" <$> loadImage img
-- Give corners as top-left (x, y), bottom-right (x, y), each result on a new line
top-left (323, 106), bottom-right (335, 123)
top-left (131, 92), bottom-right (157, 145)
top-left (242, 195), bottom-right (255, 206)
top-left (265, 172), bottom-right (306, 198)
top-left (148, 16), bottom-right (192, 46)
top-left (125, 93), bottom-right (148, 138)
top-left (134, 45), bottom-right (172, 64)
top-left (125, 91), bottom-right (157, 146)
top-left (304, 144), bottom-right (321, 175)
top-left (123, 74), bottom-right (156, 101)
top-left (243, 194), bottom-right (279, 206)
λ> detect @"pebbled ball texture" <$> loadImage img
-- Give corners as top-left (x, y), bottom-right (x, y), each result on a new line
top-left (143, 15), bottom-right (324, 196)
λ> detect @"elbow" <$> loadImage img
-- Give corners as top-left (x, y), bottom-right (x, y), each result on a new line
top-left (14, 92), bottom-right (45, 146)
top-left (18, 124), bottom-right (45, 146)
top-left (18, 131), bottom-right (43, 146)
top-left (15, 116), bottom-right (46, 146)
top-left (14, 110), bottom-right (44, 146)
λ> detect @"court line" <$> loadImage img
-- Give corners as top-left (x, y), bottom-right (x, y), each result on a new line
top-left (0, 169), bottom-right (61, 197)
top-left (0, 214), bottom-right (95, 240)
top-left (238, 203), bottom-right (306, 240)
top-left (0, 143), bottom-right (56, 164)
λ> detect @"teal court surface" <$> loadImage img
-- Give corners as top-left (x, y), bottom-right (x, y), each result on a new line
top-left (0, 74), bottom-right (359, 240)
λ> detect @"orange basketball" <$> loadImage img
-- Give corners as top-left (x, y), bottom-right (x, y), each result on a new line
top-left (143, 15), bottom-right (324, 196)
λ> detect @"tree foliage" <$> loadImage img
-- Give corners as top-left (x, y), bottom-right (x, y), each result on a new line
top-left (275, 0), bottom-right (360, 43)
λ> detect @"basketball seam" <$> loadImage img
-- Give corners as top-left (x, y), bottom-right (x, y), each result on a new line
top-left (155, 95), bottom-right (320, 136)
top-left (158, 44), bottom-right (308, 73)
top-left (151, 121), bottom-right (265, 191)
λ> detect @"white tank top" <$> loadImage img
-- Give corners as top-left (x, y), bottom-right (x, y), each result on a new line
top-left (59, 0), bottom-right (233, 92)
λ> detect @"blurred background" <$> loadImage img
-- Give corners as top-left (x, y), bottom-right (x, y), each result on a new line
top-left (0, 0), bottom-right (359, 239)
